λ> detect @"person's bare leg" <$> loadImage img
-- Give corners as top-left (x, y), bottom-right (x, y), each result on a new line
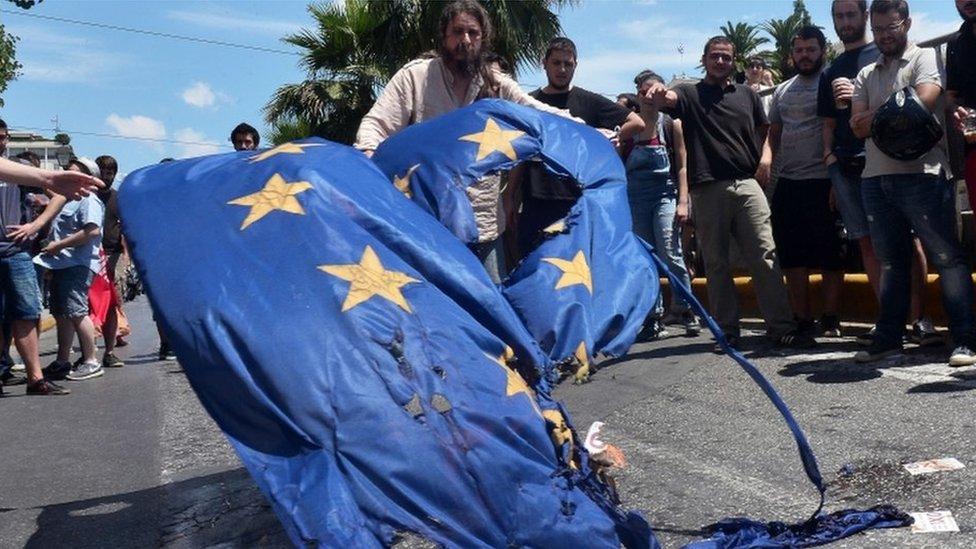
top-left (12, 319), bottom-right (43, 384)
top-left (859, 236), bottom-right (881, 299)
top-left (784, 267), bottom-right (811, 321)
top-left (102, 307), bottom-right (118, 356)
top-left (55, 317), bottom-right (75, 364)
top-left (72, 315), bottom-right (98, 363)
top-left (910, 236), bottom-right (927, 323)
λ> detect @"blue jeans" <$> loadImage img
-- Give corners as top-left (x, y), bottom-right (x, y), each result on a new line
top-left (0, 251), bottom-right (43, 321)
top-left (626, 147), bottom-right (692, 316)
top-left (861, 174), bottom-right (974, 347)
top-left (827, 161), bottom-right (871, 240)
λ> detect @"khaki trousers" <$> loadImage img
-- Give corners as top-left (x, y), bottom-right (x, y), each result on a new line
top-left (690, 178), bottom-right (795, 338)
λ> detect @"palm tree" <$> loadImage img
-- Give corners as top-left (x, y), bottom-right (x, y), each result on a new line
top-left (268, 118), bottom-right (314, 146)
top-left (762, 0), bottom-right (818, 82)
top-left (264, 0), bottom-right (390, 144)
top-left (719, 21), bottom-right (770, 80)
top-left (762, 14), bottom-right (806, 81)
top-left (265, 0), bottom-right (574, 145)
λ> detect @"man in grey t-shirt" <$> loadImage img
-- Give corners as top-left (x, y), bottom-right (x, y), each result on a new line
top-left (849, 0), bottom-right (975, 366)
top-left (764, 26), bottom-right (845, 338)
top-left (0, 119), bottom-right (71, 395)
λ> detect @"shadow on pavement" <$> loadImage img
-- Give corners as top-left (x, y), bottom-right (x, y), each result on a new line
top-left (906, 369), bottom-right (976, 394)
top-left (778, 358), bottom-right (884, 384)
top-left (24, 468), bottom-right (287, 548)
top-left (778, 346), bottom-right (976, 392)
top-left (598, 340), bottom-right (714, 370)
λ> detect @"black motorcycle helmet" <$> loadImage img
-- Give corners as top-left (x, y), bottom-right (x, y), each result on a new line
top-left (871, 86), bottom-right (943, 161)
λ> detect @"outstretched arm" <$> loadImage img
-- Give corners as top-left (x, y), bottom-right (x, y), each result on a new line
top-left (0, 157), bottom-right (102, 200)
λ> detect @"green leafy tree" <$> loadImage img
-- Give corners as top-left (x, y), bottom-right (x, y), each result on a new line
top-left (268, 118), bottom-right (314, 146)
top-left (265, 0), bottom-right (574, 145)
top-left (1, 0), bottom-right (44, 107)
top-left (0, 24), bottom-right (21, 108)
top-left (5, 0), bottom-right (44, 7)
top-left (762, 0), bottom-right (820, 82)
top-left (793, 0), bottom-right (812, 26)
top-left (719, 21), bottom-right (770, 80)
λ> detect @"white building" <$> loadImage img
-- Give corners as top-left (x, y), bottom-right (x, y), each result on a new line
top-left (5, 131), bottom-right (73, 171)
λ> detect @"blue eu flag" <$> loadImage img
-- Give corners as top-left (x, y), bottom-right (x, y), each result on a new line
top-left (119, 140), bottom-right (658, 548)
top-left (372, 100), bottom-right (658, 381)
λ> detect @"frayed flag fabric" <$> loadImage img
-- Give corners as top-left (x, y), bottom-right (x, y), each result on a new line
top-left (653, 249), bottom-right (912, 547)
top-left (684, 505), bottom-right (912, 548)
top-left (372, 99), bottom-right (657, 379)
top-left (118, 140), bottom-right (658, 548)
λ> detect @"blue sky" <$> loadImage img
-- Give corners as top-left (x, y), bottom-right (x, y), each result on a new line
top-left (0, 0), bottom-right (964, 179)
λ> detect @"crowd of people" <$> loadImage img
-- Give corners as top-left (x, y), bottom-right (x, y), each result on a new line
top-left (0, 120), bottom-right (263, 396)
top-left (3, 0), bottom-right (976, 396)
top-left (355, 0), bottom-right (976, 367)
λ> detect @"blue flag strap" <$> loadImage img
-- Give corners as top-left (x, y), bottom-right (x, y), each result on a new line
top-left (645, 247), bottom-right (826, 516)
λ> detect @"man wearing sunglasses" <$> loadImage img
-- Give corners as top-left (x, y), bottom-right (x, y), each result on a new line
top-left (850, 0), bottom-right (976, 366)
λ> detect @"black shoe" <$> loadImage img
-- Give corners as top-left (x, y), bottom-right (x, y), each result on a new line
top-left (854, 340), bottom-right (903, 363)
top-left (102, 352), bottom-right (125, 368)
top-left (910, 318), bottom-right (943, 347)
top-left (0, 370), bottom-right (27, 385)
top-left (819, 315), bottom-right (842, 337)
top-left (42, 360), bottom-right (72, 381)
top-left (635, 320), bottom-right (668, 342)
top-left (26, 379), bottom-right (71, 395)
top-left (158, 343), bottom-right (176, 361)
top-left (773, 330), bottom-right (817, 349)
top-left (796, 318), bottom-right (817, 336)
top-left (856, 326), bottom-right (876, 346)
top-left (681, 311), bottom-right (702, 336)
top-left (713, 334), bottom-right (740, 354)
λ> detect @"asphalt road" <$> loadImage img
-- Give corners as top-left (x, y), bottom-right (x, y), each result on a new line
top-left (1, 297), bottom-right (974, 547)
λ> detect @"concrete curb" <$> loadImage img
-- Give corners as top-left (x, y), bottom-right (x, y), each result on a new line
top-left (660, 273), bottom-right (961, 325)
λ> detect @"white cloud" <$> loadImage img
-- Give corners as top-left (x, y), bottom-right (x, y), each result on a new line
top-left (173, 128), bottom-right (222, 159)
top-left (165, 9), bottom-right (303, 36)
top-left (105, 114), bottom-right (167, 141)
top-left (556, 17), bottom-right (711, 95)
top-left (181, 81), bottom-right (217, 108)
top-left (908, 12), bottom-right (961, 44)
top-left (13, 24), bottom-right (132, 84)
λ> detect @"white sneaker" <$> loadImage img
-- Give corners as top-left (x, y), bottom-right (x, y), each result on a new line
top-left (66, 361), bottom-right (104, 381)
top-left (10, 363), bottom-right (25, 372)
top-left (949, 346), bottom-right (976, 367)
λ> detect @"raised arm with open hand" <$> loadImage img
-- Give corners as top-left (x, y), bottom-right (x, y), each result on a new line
top-left (0, 157), bottom-right (103, 200)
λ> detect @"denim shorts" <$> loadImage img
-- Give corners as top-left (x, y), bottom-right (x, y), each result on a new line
top-left (827, 162), bottom-right (870, 240)
top-left (49, 265), bottom-right (94, 318)
top-left (0, 251), bottom-right (43, 321)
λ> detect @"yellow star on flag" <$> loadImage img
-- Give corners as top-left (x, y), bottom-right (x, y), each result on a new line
top-left (248, 142), bottom-right (324, 163)
top-left (227, 173), bottom-right (313, 230)
top-left (542, 219), bottom-right (567, 234)
top-left (319, 245), bottom-right (419, 313)
top-left (542, 250), bottom-right (593, 294)
top-left (393, 164), bottom-right (420, 198)
top-left (487, 347), bottom-right (541, 416)
top-left (572, 341), bottom-right (591, 384)
top-left (458, 118), bottom-right (525, 161)
top-left (542, 409), bottom-right (573, 447)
